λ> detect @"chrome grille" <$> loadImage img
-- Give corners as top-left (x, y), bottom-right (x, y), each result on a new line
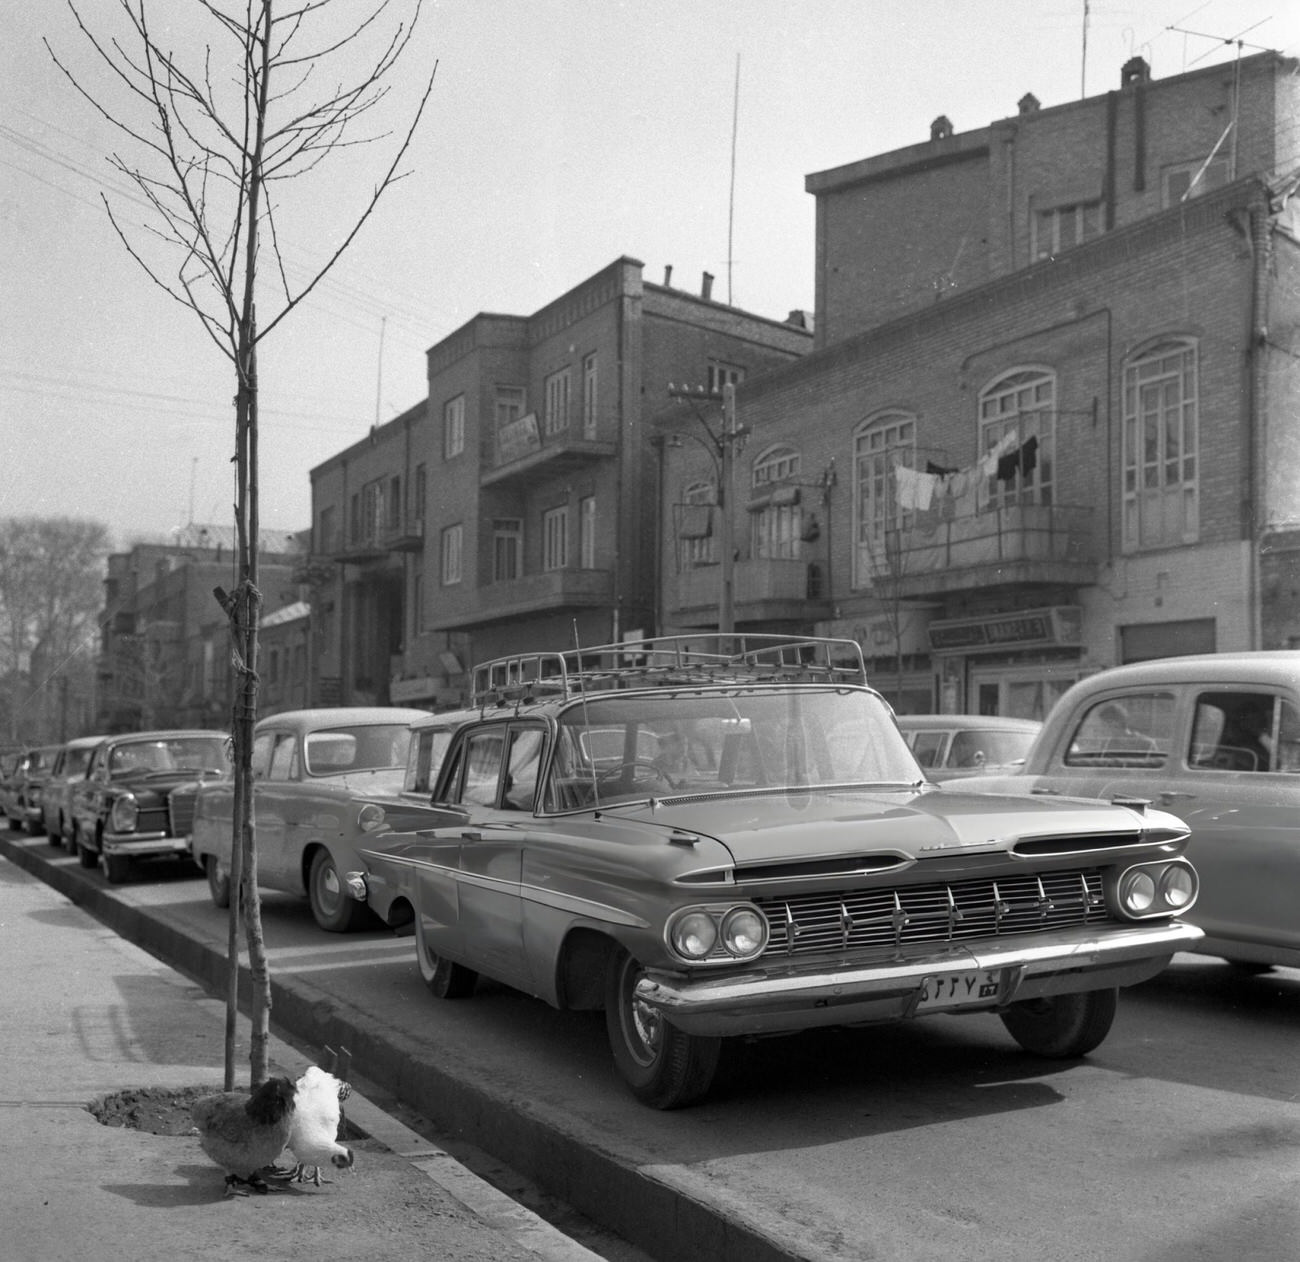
top-left (756, 868), bottom-right (1108, 958)
top-left (168, 790), bottom-right (197, 839)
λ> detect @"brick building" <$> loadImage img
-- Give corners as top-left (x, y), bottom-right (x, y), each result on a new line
top-left (97, 524), bottom-right (306, 731)
top-left (659, 51), bottom-right (1300, 716)
top-left (308, 257), bottom-right (812, 707)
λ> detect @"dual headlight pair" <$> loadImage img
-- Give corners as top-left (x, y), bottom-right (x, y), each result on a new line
top-left (1115, 858), bottom-right (1198, 918)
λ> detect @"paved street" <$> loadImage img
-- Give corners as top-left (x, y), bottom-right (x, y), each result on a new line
top-left (5, 828), bottom-right (1299, 1262)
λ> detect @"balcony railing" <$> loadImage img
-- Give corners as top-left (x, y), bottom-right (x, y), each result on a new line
top-left (875, 504), bottom-right (1097, 597)
top-left (382, 512), bottom-right (424, 552)
top-left (481, 414), bottom-right (616, 488)
top-left (431, 568), bottom-right (615, 630)
top-left (667, 557), bottom-right (826, 623)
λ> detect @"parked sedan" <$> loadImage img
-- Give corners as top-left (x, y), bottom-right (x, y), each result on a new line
top-left (347, 634), bottom-right (1202, 1109)
top-left (956, 651), bottom-right (1300, 969)
top-left (70, 729), bottom-right (231, 883)
top-left (43, 734), bottom-right (108, 846)
top-left (190, 707), bottom-right (439, 931)
top-left (897, 715), bottom-right (1041, 782)
top-left (5, 743), bottom-right (63, 833)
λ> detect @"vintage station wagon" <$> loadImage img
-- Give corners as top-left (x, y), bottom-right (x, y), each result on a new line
top-left (348, 635), bottom-right (1203, 1108)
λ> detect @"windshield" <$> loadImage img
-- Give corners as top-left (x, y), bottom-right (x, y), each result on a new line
top-left (304, 724), bottom-right (413, 776)
top-left (545, 686), bottom-right (921, 809)
top-left (108, 736), bottom-right (230, 776)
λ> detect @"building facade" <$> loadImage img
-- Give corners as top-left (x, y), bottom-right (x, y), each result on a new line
top-left (97, 524), bottom-right (306, 731)
top-left (659, 52), bottom-right (1300, 717)
top-left (309, 257), bottom-right (812, 707)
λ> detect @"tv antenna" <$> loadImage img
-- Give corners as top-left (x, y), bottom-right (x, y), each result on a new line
top-left (727, 53), bottom-right (740, 306)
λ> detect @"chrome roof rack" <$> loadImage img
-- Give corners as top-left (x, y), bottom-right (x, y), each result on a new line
top-left (470, 634), bottom-right (868, 706)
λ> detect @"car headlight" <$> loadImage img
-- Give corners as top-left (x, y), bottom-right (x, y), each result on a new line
top-left (668, 904), bottom-right (768, 963)
top-left (1115, 859), bottom-right (1198, 919)
top-left (357, 803), bottom-right (386, 832)
top-left (110, 794), bottom-right (139, 833)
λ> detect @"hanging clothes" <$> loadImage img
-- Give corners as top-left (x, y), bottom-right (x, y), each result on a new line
top-left (1019, 434), bottom-right (1039, 478)
top-left (894, 464), bottom-right (938, 511)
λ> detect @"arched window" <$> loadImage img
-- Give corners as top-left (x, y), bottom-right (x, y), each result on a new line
top-left (679, 480), bottom-right (716, 568)
top-left (979, 369), bottom-right (1055, 510)
top-left (1122, 339), bottom-right (1199, 549)
top-left (853, 411), bottom-right (915, 588)
top-left (751, 445), bottom-right (802, 560)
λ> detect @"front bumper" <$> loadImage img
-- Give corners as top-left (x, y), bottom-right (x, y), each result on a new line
top-left (635, 921), bottom-right (1203, 1038)
top-left (102, 831), bottom-right (191, 859)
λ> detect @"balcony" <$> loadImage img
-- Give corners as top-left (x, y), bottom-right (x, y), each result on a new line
top-left (480, 414), bottom-right (616, 488)
top-left (331, 529), bottom-right (388, 564)
top-left (431, 568), bottom-right (616, 630)
top-left (667, 557), bottom-right (828, 625)
top-left (874, 504), bottom-right (1098, 598)
top-left (382, 512), bottom-right (424, 552)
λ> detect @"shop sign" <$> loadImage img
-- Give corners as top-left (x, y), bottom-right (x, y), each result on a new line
top-left (928, 606), bottom-right (1082, 653)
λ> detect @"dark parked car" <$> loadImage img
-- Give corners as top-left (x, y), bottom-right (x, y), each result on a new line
top-left (4, 743), bottom-right (63, 833)
top-left (956, 651), bottom-right (1300, 969)
top-left (348, 635), bottom-right (1203, 1108)
top-left (42, 734), bottom-right (108, 846)
top-left (69, 729), bottom-right (231, 883)
top-left (897, 715), bottom-right (1041, 782)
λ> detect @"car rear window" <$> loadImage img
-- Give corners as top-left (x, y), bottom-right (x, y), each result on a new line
top-left (1189, 692), bottom-right (1300, 773)
top-left (303, 725), bottom-right (412, 776)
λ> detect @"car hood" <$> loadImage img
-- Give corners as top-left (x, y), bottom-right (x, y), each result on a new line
top-left (614, 785), bottom-right (1186, 870)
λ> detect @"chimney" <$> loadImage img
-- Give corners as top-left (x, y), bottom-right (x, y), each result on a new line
top-left (663, 264), bottom-right (673, 287)
top-left (1018, 93), bottom-right (1040, 116)
top-left (930, 115), bottom-right (953, 141)
top-left (701, 271), bottom-right (714, 301)
top-left (1121, 56), bottom-right (1150, 87)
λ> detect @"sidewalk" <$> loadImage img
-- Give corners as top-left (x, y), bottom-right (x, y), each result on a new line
top-left (0, 851), bottom-right (603, 1262)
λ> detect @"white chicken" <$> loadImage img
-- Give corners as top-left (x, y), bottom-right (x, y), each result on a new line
top-left (282, 1065), bottom-right (355, 1186)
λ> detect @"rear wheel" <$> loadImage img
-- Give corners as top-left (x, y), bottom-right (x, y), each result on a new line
top-left (74, 827), bottom-right (98, 869)
top-left (414, 912), bottom-right (477, 999)
top-left (307, 848), bottom-right (369, 933)
top-left (1000, 987), bottom-right (1118, 1058)
top-left (206, 855), bottom-right (231, 909)
top-left (47, 820), bottom-right (61, 847)
top-left (604, 949), bottom-right (721, 1109)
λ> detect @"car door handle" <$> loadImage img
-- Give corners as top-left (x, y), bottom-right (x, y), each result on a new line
top-left (1030, 787), bottom-right (1061, 795)
top-left (461, 830), bottom-right (482, 842)
top-left (1158, 791), bottom-right (1195, 804)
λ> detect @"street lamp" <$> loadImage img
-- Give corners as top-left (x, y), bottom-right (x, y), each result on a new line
top-left (666, 382), bottom-right (747, 635)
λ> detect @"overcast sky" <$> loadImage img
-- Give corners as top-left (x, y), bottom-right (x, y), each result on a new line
top-left (3, 0), bottom-right (1295, 551)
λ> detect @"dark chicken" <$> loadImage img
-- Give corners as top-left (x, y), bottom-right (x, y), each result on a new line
top-left (191, 1076), bottom-right (297, 1196)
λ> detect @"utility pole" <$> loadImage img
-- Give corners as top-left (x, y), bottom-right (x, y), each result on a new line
top-left (666, 381), bottom-right (746, 635)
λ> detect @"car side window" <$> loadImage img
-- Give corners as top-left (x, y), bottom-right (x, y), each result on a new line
top-left (462, 731), bottom-right (506, 807)
top-left (503, 726), bottom-right (544, 811)
top-left (1270, 699), bottom-right (1300, 772)
top-left (268, 734), bottom-right (297, 781)
top-left (1189, 691), bottom-right (1289, 773)
top-left (1064, 692), bottom-right (1175, 768)
top-left (251, 733), bottom-right (275, 779)
top-left (909, 731), bottom-right (946, 769)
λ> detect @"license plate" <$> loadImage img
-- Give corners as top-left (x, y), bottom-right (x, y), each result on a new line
top-left (915, 969), bottom-right (1001, 1011)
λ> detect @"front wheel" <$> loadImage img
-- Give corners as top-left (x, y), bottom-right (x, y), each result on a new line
top-left (102, 851), bottom-right (131, 884)
top-left (604, 949), bottom-right (721, 1109)
top-left (999, 987), bottom-right (1118, 1058)
top-left (414, 911), bottom-right (476, 999)
top-left (206, 855), bottom-right (231, 909)
top-left (307, 848), bottom-right (370, 933)
top-left (74, 828), bottom-right (98, 869)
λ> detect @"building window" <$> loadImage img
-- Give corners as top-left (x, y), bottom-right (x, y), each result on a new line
top-left (318, 505), bottom-right (336, 553)
top-left (359, 478), bottom-right (382, 541)
top-left (441, 524), bottom-right (463, 585)
top-left (349, 492), bottom-right (360, 542)
top-left (495, 385), bottom-right (526, 428)
top-left (544, 367), bottom-right (571, 436)
top-left (444, 395), bottom-right (465, 458)
top-left (1122, 339), bottom-right (1199, 550)
top-left (412, 571), bottom-right (424, 634)
top-left (579, 496), bottom-right (596, 568)
top-left (413, 464), bottom-right (426, 522)
top-left (582, 353), bottom-right (598, 438)
top-left (853, 411), bottom-right (916, 588)
top-left (751, 445), bottom-right (801, 560)
top-left (707, 361), bottom-right (745, 394)
top-left (1162, 158), bottom-right (1229, 207)
top-left (387, 475), bottom-right (401, 529)
top-left (979, 369), bottom-right (1055, 511)
top-left (493, 518), bottom-right (522, 582)
top-left (680, 480), bottom-right (716, 568)
top-left (542, 506), bottom-right (567, 571)
top-left (1031, 199), bottom-right (1101, 261)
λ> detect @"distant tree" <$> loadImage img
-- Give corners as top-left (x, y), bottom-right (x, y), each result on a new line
top-left (48, 0), bottom-right (435, 1090)
top-left (0, 516), bottom-right (108, 744)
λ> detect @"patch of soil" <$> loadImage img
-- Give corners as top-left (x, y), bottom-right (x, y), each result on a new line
top-left (88, 1085), bottom-right (221, 1135)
